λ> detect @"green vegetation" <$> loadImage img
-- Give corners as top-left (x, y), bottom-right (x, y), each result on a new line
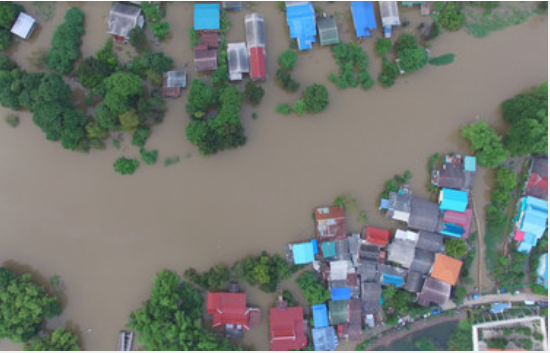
top-left (334, 194), bottom-right (358, 212)
top-left (140, 148), bottom-right (158, 165)
top-left (427, 153), bottom-right (441, 172)
top-left (220, 9), bottom-right (230, 35)
top-left (494, 250), bottom-right (528, 289)
top-left (415, 337), bottom-right (436, 351)
top-left (420, 21), bottom-right (442, 41)
top-left (128, 270), bottom-right (237, 350)
top-left (140, 2), bottom-right (170, 41)
top-left (47, 7), bottom-right (85, 74)
top-left (188, 28), bottom-right (199, 46)
top-left (276, 103), bottom-right (292, 115)
top-left (296, 272), bottom-right (331, 305)
top-left (244, 81), bottom-right (265, 106)
top-left (293, 99), bottom-right (307, 116)
top-left (380, 170), bottom-right (412, 199)
top-left (452, 285), bottom-right (467, 305)
top-left (163, 156), bottom-right (180, 167)
top-left (278, 49), bottom-right (298, 70)
top-left (0, 268), bottom-right (61, 343)
top-left (375, 38), bottom-right (392, 57)
top-left (382, 285), bottom-right (413, 314)
top-left (486, 166), bottom-right (517, 228)
top-left (356, 337), bottom-right (376, 351)
top-left (275, 50), bottom-right (300, 93)
top-left (445, 239), bottom-right (467, 258)
top-left (429, 53), bottom-right (455, 66)
top-left (465, 2), bottom-right (533, 38)
top-left (184, 265), bottom-right (230, 291)
top-left (501, 81), bottom-right (547, 156)
top-left (436, 2), bottom-right (466, 31)
top-left (129, 26), bottom-right (148, 54)
top-left (378, 58), bottom-right (400, 88)
top-left (520, 338), bottom-right (533, 351)
top-left (395, 34), bottom-right (428, 74)
top-left (131, 127), bottom-right (151, 148)
top-left (5, 114), bottom-right (18, 127)
top-left (31, 1), bottom-right (55, 22)
top-left (529, 232), bottom-right (548, 295)
top-left (24, 327), bottom-right (81, 351)
top-left (487, 338), bottom-right (508, 350)
top-left (329, 42), bottom-right (374, 90)
top-left (461, 121), bottom-right (509, 168)
top-left (447, 319), bottom-right (472, 351)
top-left (113, 157), bottom-right (139, 175)
top-left (0, 2), bottom-right (23, 50)
top-left (303, 84), bottom-right (329, 114)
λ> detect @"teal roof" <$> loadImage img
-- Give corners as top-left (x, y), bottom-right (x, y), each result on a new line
top-left (322, 241), bottom-right (336, 258)
top-left (292, 242), bottom-right (315, 264)
top-left (439, 188), bottom-right (468, 213)
top-left (519, 196), bottom-right (548, 239)
top-left (194, 4), bottom-right (220, 30)
top-left (464, 156), bottom-right (476, 172)
top-left (518, 232), bottom-right (538, 253)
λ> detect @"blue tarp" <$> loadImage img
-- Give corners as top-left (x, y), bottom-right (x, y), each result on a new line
top-left (380, 199), bottom-right (390, 210)
top-left (312, 304), bottom-right (329, 328)
top-left (351, 1), bottom-right (377, 38)
top-left (439, 188), bottom-right (468, 213)
top-left (194, 4), bottom-right (220, 30)
top-left (331, 287), bottom-right (351, 301)
top-left (292, 241), bottom-right (315, 264)
top-left (441, 223), bottom-right (465, 238)
top-left (490, 302), bottom-right (511, 314)
top-left (285, 2), bottom-right (316, 50)
top-left (464, 156), bottom-right (476, 172)
top-left (381, 273), bottom-right (404, 287)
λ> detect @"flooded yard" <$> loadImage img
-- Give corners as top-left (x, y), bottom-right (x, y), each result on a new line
top-left (0, 2), bottom-right (547, 350)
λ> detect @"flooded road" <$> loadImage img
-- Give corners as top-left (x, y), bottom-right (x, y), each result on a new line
top-left (0, 2), bottom-right (547, 351)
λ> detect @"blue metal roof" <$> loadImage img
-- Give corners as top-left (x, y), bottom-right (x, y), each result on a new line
top-left (537, 253), bottom-right (548, 290)
top-left (441, 223), bottom-right (465, 238)
top-left (331, 287), bottom-right (351, 301)
top-left (464, 156), bottom-right (476, 172)
top-left (285, 2), bottom-right (316, 50)
top-left (490, 302), bottom-right (511, 314)
top-left (380, 199), bottom-right (390, 210)
top-left (194, 4), bottom-right (220, 30)
top-left (439, 188), bottom-right (468, 213)
top-left (518, 232), bottom-right (538, 253)
top-left (312, 304), bottom-right (329, 328)
top-left (518, 197), bottom-right (548, 239)
top-left (351, 1), bottom-right (377, 38)
top-left (322, 241), bottom-right (336, 258)
top-left (292, 241), bottom-right (315, 265)
top-left (381, 273), bottom-right (404, 287)
top-left (312, 326), bottom-right (338, 351)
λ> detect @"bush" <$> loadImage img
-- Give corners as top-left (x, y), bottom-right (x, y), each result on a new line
top-left (244, 81), bottom-right (265, 106)
top-left (0, 29), bottom-right (11, 51)
top-left (375, 38), bottom-right (392, 57)
top-left (278, 49), bottom-right (298, 70)
top-left (47, 7), bottom-right (85, 74)
top-left (293, 99), bottom-right (307, 116)
top-left (113, 157), bottom-right (139, 175)
top-left (461, 121), bottom-right (509, 168)
top-left (129, 26), bottom-right (148, 53)
top-left (378, 58), bottom-right (400, 88)
top-left (4, 114), bottom-right (18, 127)
top-left (276, 103), bottom-right (292, 115)
top-left (445, 239), bottom-right (467, 258)
top-left (275, 68), bottom-right (300, 92)
top-left (140, 148), bottom-right (158, 165)
top-left (438, 2), bottom-right (465, 31)
top-left (429, 53), bottom-right (455, 66)
top-left (395, 34), bottom-right (428, 73)
top-left (188, 27), bottom-right (199, 46)
top-left (296, 272), bottom-right (331, 305)
top-left (303, 84), bottom-right (329, 114)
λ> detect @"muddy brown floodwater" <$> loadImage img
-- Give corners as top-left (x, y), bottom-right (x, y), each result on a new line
top-left (0, 1), bottom-right (547, 351)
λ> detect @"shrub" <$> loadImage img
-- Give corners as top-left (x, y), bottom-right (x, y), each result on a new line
top-left (4, 114), bottom-right (18, 127)
top-left (461, 121), bottom-right (509, 168)
top-left (293, 99), bottom-right (307, 116)
top-left (303, 84), bottom-right (329, 114)
top-left (378, 58), bottom-right (400, 88)
top-left (296, 272), bottom-right (330, 305)
top-left (244, 81), bottom-right (265, 106)
top-left (113, 157), bottom-right (139, 175)
top-left (429, 53), bottom-right (455, 66)
top-left (438, 2), bottom-right (465, 31)
top-left (275, 68), bottom-right (300, 92)
top-left (46, 7), bottom-right (85, 74)
top-left (278, 49), bottom-right (298, 70)
top-left (140, 148), bottom-right (158, 165)
top-left (375, 38), bottom-right (392, 57)
top-left (395, 34), bottom-right (428, 73)
top-left (276, 103), bottom-right (292, 115)
top-left (129, 26), bottom-right (148, 53)
top-left (0, 29), bottom-right (11, 51)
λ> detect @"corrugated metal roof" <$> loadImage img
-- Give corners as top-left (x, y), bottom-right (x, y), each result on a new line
top-left (107, 3), bottom-right (143, 39)
top-left (331, 287), bottom-right (351, 301)
top-left (10, 12), bottom-right (36, 39)
top-left (439, 188), bottom-right (468, 213)
top-left (380, 1), bottom-right (400, 27)
top-left (351, 1), bottom-right (377, 38)
top-left (418, 277), bottom-right (451, 307)
top-left (245, 13), bottom-right (265, 48)
top-left (227, 42), bottom-right (249, 81)
top-left (312, 304), bottom-right (329, 328)
top-left (285, 1), bottom-right (317, 50)
top-left (194, 3), bottom-right (220, 30)
top-left (312, 326), bottom-right (338, 351)
top-left (317, 16), bottom-right (339, 46)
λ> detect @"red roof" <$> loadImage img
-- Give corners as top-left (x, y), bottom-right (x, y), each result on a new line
top-left (207, 292), bottom-right (253, 330)
top-left (194, 45), bottom-right (218, 71)
top-left (514, 230), bottom-right (525, 242)
top-left (314, 206), bottom-right (347, 242)
top-left (443, 208), bottom-right (473, 238)
top-left (364, 227), bottom-right (392, 247)
top-left (249, 46), bottom-right (265, 80)
top-left (526, 174), bottom-right (548, 200)
top-left (269, 306), bottom-right (307, 351)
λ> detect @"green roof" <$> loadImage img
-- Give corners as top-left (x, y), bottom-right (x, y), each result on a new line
top-left (328, 300), bottom-right (349, 325)
top-left (317, 17), bottom-right (339, 46)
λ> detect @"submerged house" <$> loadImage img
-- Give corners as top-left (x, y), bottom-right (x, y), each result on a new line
top-left (285, 1), bottom-right (317, 50)
top-left (317, 16), bottom-right (339, 46)
top-left (312, 326), bottom-right (338, 351)
top-left (162, 71), bottom-right (186, 98)
top-left (314, 206), bottom-right (347, 242)
top-left (328, 300), bottom-right (349, 326)
top-left (379, 1), bottom-right (400, 37)
top-left (410, 248), bottom-right (435, 275)
top-left (10, 12), bottom-right (36, 40)
top-left (387, 240), bottom-right (415, 268)
top-left (409, 197), bottom-right (440, 232)
top-left (514, 196), bottom-right (549, 253)
top-left (431, 155), bottom-right (476, 191)
top-left (440, 209), bottom-right (473, 238)
top-left (350, 1), bottom-right (377, 38)
top-left (269, 304), bottom-right (308, 351)
top-left (415, 231), bottom-right (444, 253)
top-left (403, 270), bottom-right (425, 293)
top-left (206, 292), bottom-right (260, 337)
top-left (430, 254), bottom-right (462, 286)
top-left (194, 45), bottom-right (218, 71)
top-left (417, 277), bottom-right (451, 307)
top-left (361, 281), bottom-right (382, 315)
top-left (194, 3), bottom-right (220, 31)
top-left (245, 13), bottom-right (266, 81)
top-left (379, 264), bottom-right (407, 288)
top-left (387, 190), bottom-right (412, 223)
top-left (107, 3), bottom-right (144, 42)
top-left (227, 42), bottom-right (249, 81)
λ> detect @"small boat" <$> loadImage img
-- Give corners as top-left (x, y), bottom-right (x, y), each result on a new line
top-left (117, 331), bottom-right (134, 351)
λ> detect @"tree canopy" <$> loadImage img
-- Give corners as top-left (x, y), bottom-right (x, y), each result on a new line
top-left (395, 34), bottom-right (428, 73)
top-left (461, 121), bottom-right (509, 168)
top-left (24, 327), bottom-right (81, 351)
top-left (445, 239), bottom-right (468, 259)
top-left (329, 42), bottom-right (374, 90)
top-left (0, 2), bottom-right (22, 30)
top-left (278, 49), bottom-right (298, 70)
top-left (437, 2), bottom-right (465, 31)
top-left (296, 272), bottom-right (331, 305)
top-left (303, 84), bottom-right (329, 114)
top-left (113, 157), bottom-right (139, 175)
top-left (47, 7), bottom-right (85, 74)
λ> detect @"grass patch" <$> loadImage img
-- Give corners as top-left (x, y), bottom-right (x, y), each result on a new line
top-left (32, 1), bottom-right (55, 22)
top-left (429, 53), bottom-right (455, 66)
top-left (5, 114), bottom-right (19, 127)
top-left (484, 217), bottom-right (510, 272)
top-left (465, 3), bottom-right (534, 38)
top-left (164, 156), bottom-right (180, 167)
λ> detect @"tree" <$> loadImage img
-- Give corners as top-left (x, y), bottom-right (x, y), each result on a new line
top-left (275, 68), bottom-right (300, 92)
top-left (128, 51), bottom-right (173, 77)
top-left (244, 81), bottom-right (265, 106)
top-left (118, 110), bottom-right (140, 134)
top-left (445, 239), bottom-right (467, 258)
top-left (378, 58), bottom-right (400, 88)
top-left (0, 268), bottom-right (61, 343)
top-left (293, 99), bottom-right (307, 116)
top-left (24, 327), bottom-right (81, 351)
top-left (395, 34), bottom-right (428, 73)
top-left (452, 285), bottom-right (467, 305)
top-left (113, 157), bottom-right (139, 175)
top-left (303, 84), bottom-right (329, 114)
top-left (438, 2), bottom-right (465, 31)
top-left (276, 103), bottom-right (292, 115)
top-left (375, 38), bottom-right (392, 57)
top-left (132, 127), bottom-right (151, 148)
top-left (75, 57), bottom-right (113, 88)
top-left (296, 272), bottom-right (331, 305)
top-left (278, 49), bottom-right (298, 70)
top-left (139, 148), bottom-right (158, 165)
top-left (0, 2), bottom-right (21, 30)
top-left (448, 319), bottom-right (473, 351)
top-left (415, 337), bottom-right (436, 351)
top-left (0, 29), bottom-right (11, 51)
top-left (186, 79), bottom-right (217, 119)
top-left (129, 26), bottom-right (148, 53)
top-left (47, 7), bottom-right (85, 74)
top-left (461, 121), bottom-right (510, 168)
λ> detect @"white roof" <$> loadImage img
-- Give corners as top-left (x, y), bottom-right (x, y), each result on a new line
top-left (227, 42), bottom-right (249, 81)
top-left (394, 229), bottom-right (419, 243)
top-left (329, 260), bottom-right (351, 281)
top-left (380, 1), bottom-right (401, 27)
top-left (11, 12), bottom-right (36, 39)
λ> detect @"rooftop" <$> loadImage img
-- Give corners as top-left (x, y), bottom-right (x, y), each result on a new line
top-left (194, 3), bottom-right (220, 30)
top-left (387, 239), bottom-right (415, 268)
top-left (312, 304), bottom-right (329, 328)
top-left (328, 300), bottom-right (349, 325)
top-left (439, 188), bottom-right (469, 213)
top-left (415, 230), bottom-right (445, 253)
top-left (314, 206), bottom-right (347, 242)
top-left (312, 326), bottom-right (338, 351)
top-left (10, 12), bottom-right (36, 39)
top-left (206, 292), bottom-right (254, 329)
top-left (107, 3), bottom-right (144, 40)
top-left (417, 277), bottom-right (451, 307)
top-left (351, 1), bottom-right (377, 38)
top-left (317, 16), bottom-right (339, 46)
top-left (227, 42), bottom-right (249, 81)
top-left (269, 306), bottom-right (308, 351)
top-left (285, 1), bottom-right (316, 50)
top-left (409, 197), bottom-right (440, 232)
top-left (364, 227), bottom-right (392, 248)
top-left (430, 254), bottom-right (462, 286)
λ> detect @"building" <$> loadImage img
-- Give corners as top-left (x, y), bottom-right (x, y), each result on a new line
top-left (347, 298), bottom-right (363, 342)
top-left (415, 231), bottom-right (444, 253)
top-left (440, 209), bottom-right (473, 238)
top-left (312, 326), bottom-right (338, 351)
top-left (314, 206), bottom-right (346, 242)
top-left (525, 157), bottom-right (548, 200)
top-left (472, 316), bottom-right (548, 351)
top-left (394, 229), bottom-right (419, 243)
top-left (430, 254), bottom-right (462, 286)
top-left (328, 260), bottom-right (352, 282)
top-left (194, 45), bottom-right (218, 71)
top-left (10, 12), bottom-right (36, 40)
top-left (515, 196), bottom-right (548, 253)
top-left (269, 305), bottom-right (308, 351)
top-left (364, 227), bottom-right (392, 247)
top-left (291, 239), bottom-right (318, 265)
top-left (194, 3), bottom-right (220, 31)
top-left (379, 1), bottom-right (400, 37)
top-left (439, 188), bottom-right (469, 213)
top-left (107, 3), bottom-right (144, 42)
top-left (417, 277), bottom-right (451, 307)
top-left (317, 16), bottom-right (339, 46)
top-left (312, 304), bottom-right (329, 328)
top-left (331, 287), bottom-right (351, 301)
top-left (360, 281), bottom-right (382, 314)
top-left (350, 1), bottom-right (377, 38)
top-left (227, 42), bottom-right (249, 81)
top-left (379, 264), bottom-right (407, 287)
top-left (285, 2), bottom-right (316, 50)
top-left (328, 300), bottom-right (349, 325)
top-left (198, 31), bottom-right (220, 48)
top-left (206, 292), bottom-right (260, 334)
top-left (245, 13), bottom-right (266, 80)
top-left (348, 233), bottom-right (362, 266)
top-left (403, 270), bottom-right (424, 293)
top-left (409, 197), bottom-right (440, 232)
top-left (321, 241), bottom-right (337, 258)
top-left (387, 190), bottom-right (412, 223)
top-left (431, 154), bottom-right (476, 191)
top-left (387, 239), bottom-right (415, 268)
top-left (162, 71), bottom-right (186, 98)
top-left (222, 1), bottom-right (242, 10)
top-left (537, 253), bottom-right (548, 290)
top-left (410, 248), bottom-right (435, 275)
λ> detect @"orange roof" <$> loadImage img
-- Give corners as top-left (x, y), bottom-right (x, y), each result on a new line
top-left (430, 254), bottom-right (462, 286)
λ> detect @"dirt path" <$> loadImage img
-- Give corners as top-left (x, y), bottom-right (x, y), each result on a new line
top-left (470, 196), bottom-right (483, 291)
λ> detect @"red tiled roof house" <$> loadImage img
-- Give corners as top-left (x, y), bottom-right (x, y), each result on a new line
top-left (269, 306), bottom-right (307, 351)
top-left (364, 227), bottom-right (392, 247)
top-left (206, 292), bottom-right (260, 331)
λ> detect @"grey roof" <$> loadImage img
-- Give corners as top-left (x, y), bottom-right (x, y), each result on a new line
top-left (227, 42), bottom-right (249, 80)
top-left (388, 191), bottom-right (412, 214)
top-left (417, 277), bottom-right (451, 307)
top-left (329, 279), bottom-right (348, 289)
top-left (312, 326), bottom-right (338, 351)
top-left (222, 1), bottom-right (242, 9)
top-left (410, 248), bottom-right (434, 275)
top-left (387, 240), bottom-right (415, 268)
top-left (335, 238), bottom-right (350, 261)
top-left (532, 157), bottom-right (548, 177)
top-left (107, 3), bottom-right (143, 39)
top-left (358, 260), bottom-right (379, 283)
top-left (348, 234), bottom-right (361, 266)
top-left (403, 270), bottom-right (424, 293)
top-left (359, 243), bottom-right (380, 262)
top-left (409, 197), bottom-right (440, 232)
top-left (165, 71), bottom-right (186, 88)
top-left (10, 12), bottom-right (36, 39)
top-left (317, 16), bottom-right (339, 46)
top-left (361, 282), bottom-right (382, 314)
top-left (348, 299), bottom-right (363, 342)
top-left (245, 13), bottom-right (265, 48)
top-left (416, 231), bottom-right (445, 253)
top-left (379, 1), bottom-right (400, 27)
top-left (379, 264), bottom-right (408, 280)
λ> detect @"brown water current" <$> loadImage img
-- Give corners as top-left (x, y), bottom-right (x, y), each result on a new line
top-left (0, 1), bottom-right (547, 351)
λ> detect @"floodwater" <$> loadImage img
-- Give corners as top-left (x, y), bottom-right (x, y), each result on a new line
top-left (0, 1), bottom-right (547, 351)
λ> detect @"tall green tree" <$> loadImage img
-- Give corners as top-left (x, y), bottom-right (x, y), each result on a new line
top-left (47, 7), bottom-right (85, 74)
top-left (296, 272), bottom-right (330, 305)
top-left (24, 327), bottom-right (81, 351)
top-left (461, 121), bottom-right (509, 168)
top-left (303, 84), bottom-right (329, 114)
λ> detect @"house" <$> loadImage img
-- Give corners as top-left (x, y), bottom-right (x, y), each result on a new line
top-left (317, 16), bottom-right (339, 46)
top-left (348, 233), bottom-right (362, 266)
top-left (199, 31), bottom-right (220, 48)
top-left (536, 253), bottom-right (548, 290)
top-left (387, 239), bottom-right (415, 268)
top-left (403, 270), bottom-right (425, 293)
top-left (334, 238), bottom-right (350, 261)
top-left (291, 239), bottom-right (318, 265)
top-left (409, 197), bottom-right (440, 232)
top-left (347, 299), bottom-right (363, 342)
top-left (515, 196), bottom-right (548, 253)
top-left (312, 326), bottom-right (338, 351)
top-left (162, 71), bottom-right (186, 98)
top-left (269, 305), bottom-right (308, 351)
top-left (328, 300), bottom-right (349, 325)
top-left (361, 281), bottom-right (382, 314)
top-left (431, 154), bottom-right (476, 191)
top-left (410, 248), bottom-right (435, 275)
top-left (379, 264), bottom-right (407, 287)
top-left (357, 260), bottom-right (379, 282)
top-left (439, 188), bottom-right (469, 213)
top-left (417, 277), bottom-right (451, 307)
top-left (194, 45), bottom-right (218, 71)
top-left (227, 42), bottom-right (249, 81)
top-left (347, 273), bottom-right (360, 298)
top-left (206, 292), bottom-right (260, 333)
top-left (387, 190), bottom-right (412, 223)
top-left (314, 206), bottom-right (347, 242)
top-left (379, 1), bottom-right (400, 37)
top-left (394, 229), bottom-right (419, 243)
top-left (415, 231), bottom-right (445, 253)
top-left (194, 3), bottom-right (220, 31)
top-left (440, 209), bottom-right (473, 238)
top-left (245, 13), bottom-right (266, 81)
top-left (350, 1), bottom-right (377, 38)
top-left (321, 241), bottom-right (337, 258)
top-left (10, 12), bottom-right (36, 40)
top-left (107, 3), bottom-right (144, 42)
top-left (525, 157), bottom-right (548, 200)
top-left (329, 260), bottom-right (352, 282)
top-left (331, 287), bottom-right (351, 301)
top-left (222, 1), bottom-right (242, 10)
top-left (312, 304), bottom-right (329, 328)
top-left (364, 227), bottom-right (392, 247)
top-left (358, 243), bottom-right (380, 263)
top-left (285, 2), bottom-right (317, 50)
top-left (430, 254), bottom-right (462, 286)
